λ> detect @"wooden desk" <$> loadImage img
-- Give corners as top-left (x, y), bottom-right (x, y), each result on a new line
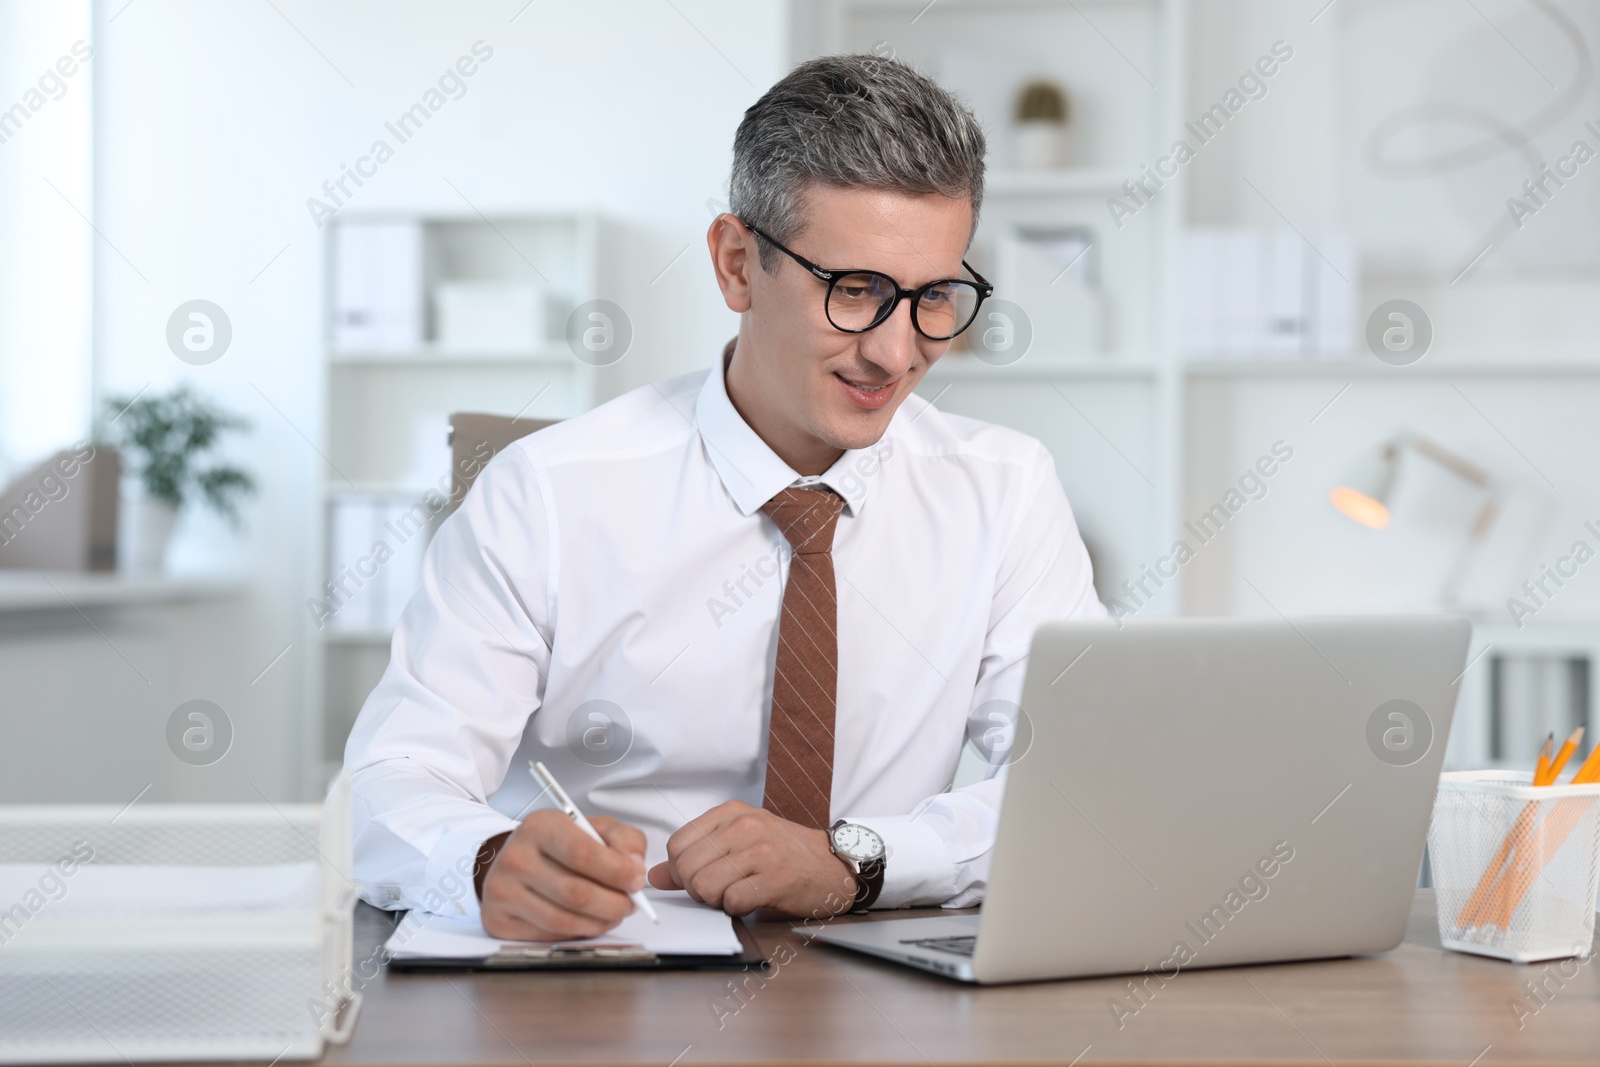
top-left (324, 890), bottom-right (1600, 1066)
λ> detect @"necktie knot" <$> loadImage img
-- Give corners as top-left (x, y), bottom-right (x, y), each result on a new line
top-left (761, 487), bottom-right (845, 555)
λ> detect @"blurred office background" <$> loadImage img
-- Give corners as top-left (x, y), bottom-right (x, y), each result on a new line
top-left (2, 0), bottom-right (1598, 804)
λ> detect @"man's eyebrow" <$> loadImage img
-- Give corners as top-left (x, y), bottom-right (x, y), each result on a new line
top-left (846, 260), bottom-right (968, 288)
top-left (905, 266), bottom-right (969, 288)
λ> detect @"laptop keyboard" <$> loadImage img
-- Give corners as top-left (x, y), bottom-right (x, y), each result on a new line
top-left (899, 935), bottom-right (976, 957)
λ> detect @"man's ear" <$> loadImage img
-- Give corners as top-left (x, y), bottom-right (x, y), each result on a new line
top-left (706, 213), bottom-right (757, 313)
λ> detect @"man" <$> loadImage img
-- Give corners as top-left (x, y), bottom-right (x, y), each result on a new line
top-left (345, 53), bottom-right (1104, 942)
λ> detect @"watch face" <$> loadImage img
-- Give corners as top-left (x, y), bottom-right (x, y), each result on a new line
top-left (831, 823), bottom-right (885, 862)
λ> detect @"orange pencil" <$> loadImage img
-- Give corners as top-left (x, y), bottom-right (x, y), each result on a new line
top-left (1491, 730), bottom-right (1600, 927)
top-left (1458, 828), bottom-right (1519, 928)
top-left (1493, 791), bottom-right (1594, 927)
top-left (1534, 733), bottom-right (1554, 785)
top-left (1544, 726), bottom-right (1585, 784)
top-left (1569, 736), bottom-right (1600, 786)
top-left (1458, 734), bottom-right (1555, 928)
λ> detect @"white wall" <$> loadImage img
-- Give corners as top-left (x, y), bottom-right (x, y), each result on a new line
top-left (1184, 0), bottom-right (1600, 622)
top-left (1187, 0), bottom-right (1342, 231)
top-left (55, 0), bottom-right (1600, 800)
top-left (93, 0), bottom-right (788, 799)
top-left (0, 0), bottom-right (93, 475)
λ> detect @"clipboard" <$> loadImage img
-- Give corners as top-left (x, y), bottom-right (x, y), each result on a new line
top-left (386, 917), bottom-right (768, 972)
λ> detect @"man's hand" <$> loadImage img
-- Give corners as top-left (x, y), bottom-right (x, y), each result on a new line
top-left (477, 809), bottom-right (647, 941)
top-left (646, 800), bottom-right (859, 918)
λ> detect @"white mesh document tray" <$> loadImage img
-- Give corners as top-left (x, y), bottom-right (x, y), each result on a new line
top-left (0, 776), bottom-right (357, 1063)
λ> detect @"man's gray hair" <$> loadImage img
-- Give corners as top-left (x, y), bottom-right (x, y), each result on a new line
top-left (729, 53), bottom-right (987, 273)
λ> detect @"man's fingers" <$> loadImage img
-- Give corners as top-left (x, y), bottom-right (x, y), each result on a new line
top-left (591, 814), bottom-right (647, 860)
top-left (525, 850), bottom-right (638, 925)
top-left (480, 810), bottom-right (661, 942)
top-left (491, 826), bottom-right (639, 925)
top-left (496, 896), bottom-right (611, 941)
top-left (540, 814), bottom-right (646, 892)
top-left (646, 861), bottom-right (679, 890)
top-left (657, 802), bottom-right (764, 906)
top-left (485, 874), bottom-right (620, 941)
top-left (668, 827), bottom-right (764, 909)
top-left (663, 800), bottom-right (747, 864)
top-left (673, 834), bottom-right (751, 890)
top-left (721, 876), bottom-right (767, 918)
top-left (685, 857), bottom-right (748, 909)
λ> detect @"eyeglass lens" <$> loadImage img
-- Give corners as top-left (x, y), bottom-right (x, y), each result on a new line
top-left (826, 272), bottom-right (982, 340)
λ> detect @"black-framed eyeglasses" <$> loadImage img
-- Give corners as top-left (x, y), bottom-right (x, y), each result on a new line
top-left (740, 218), bottom-right (995, 341)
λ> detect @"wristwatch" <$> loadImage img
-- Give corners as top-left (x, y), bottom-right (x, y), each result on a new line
top-left (828, 819), bottom-right (886, 913)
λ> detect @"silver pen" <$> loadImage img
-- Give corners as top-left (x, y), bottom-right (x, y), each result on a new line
top-left (529, 760), bottom-right (660, 924)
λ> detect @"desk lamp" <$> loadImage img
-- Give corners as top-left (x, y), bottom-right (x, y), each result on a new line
top-left (1329, 433), bottom-right (1500, 606)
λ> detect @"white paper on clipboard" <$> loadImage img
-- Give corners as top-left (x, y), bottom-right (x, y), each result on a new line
top-left (383, 891), bottom-right (743, 959)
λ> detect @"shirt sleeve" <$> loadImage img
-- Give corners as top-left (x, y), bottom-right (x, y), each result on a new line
top-left (846, 443), bottom-right (1106, 909)
top-left (342, 445), bottom-right (553, 924)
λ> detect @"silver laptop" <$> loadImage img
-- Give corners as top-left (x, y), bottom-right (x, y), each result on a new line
top-left (798, 615), bottom-right (1470, 983)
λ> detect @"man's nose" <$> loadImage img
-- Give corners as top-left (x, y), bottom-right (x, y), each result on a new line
top-left (856, 299), bottom-right (920, 377)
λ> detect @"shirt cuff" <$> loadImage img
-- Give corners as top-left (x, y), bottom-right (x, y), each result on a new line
top-left (393, 811), bottom-right (520, 926)
top-left (844, 812), bottom-right (956, 909)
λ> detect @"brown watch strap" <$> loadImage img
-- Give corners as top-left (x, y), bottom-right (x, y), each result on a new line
top-left (474, 831), bottom-right (512, 901)
top-left (852, 856), bottom-right (885, 912)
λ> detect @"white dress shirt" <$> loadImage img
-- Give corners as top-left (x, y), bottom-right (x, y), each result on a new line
top-left (344, 342), bottom-right (1105, 922)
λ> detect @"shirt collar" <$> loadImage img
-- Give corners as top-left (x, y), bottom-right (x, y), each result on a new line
top-left (694, 337), bottom-right (903, 518)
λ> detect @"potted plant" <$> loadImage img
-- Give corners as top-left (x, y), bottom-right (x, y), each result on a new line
top-left (1014, 78), bottom-right (1071, 170)
top-left (97, 384), bottom-right (257, 572)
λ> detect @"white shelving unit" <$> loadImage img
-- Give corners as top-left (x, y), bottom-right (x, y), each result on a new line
top-left (328, 346), bottom-right (578, 366)
top-left (307, 212), bottom-right (617, 780)
top-left (1183, 360), bottom-right (1600, 380)
top-left (801, 1), bottom-right (1600, 781)
top-left (803, 0), bottom-right (1189, 615)
top-left (292, 9), bottom-right (1600, 786)
top-left (1450, 622), bottom-right (1600, 775)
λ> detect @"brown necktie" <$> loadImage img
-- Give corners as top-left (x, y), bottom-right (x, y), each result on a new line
top-left (759, 486), bottom-right (846, 829)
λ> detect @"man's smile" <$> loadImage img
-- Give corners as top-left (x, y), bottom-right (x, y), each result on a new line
top-left (834, 370), bottom-right (903, 411)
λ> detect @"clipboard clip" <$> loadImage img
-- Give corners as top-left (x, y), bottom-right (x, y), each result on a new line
top-left (486, 943), bottom-right (658, 966)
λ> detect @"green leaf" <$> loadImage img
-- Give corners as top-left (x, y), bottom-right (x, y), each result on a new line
top-left (97, 385), bottom-right (256, 522)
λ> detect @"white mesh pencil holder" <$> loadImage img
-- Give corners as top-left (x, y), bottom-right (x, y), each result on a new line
top-left (0, 774), bottom-right (357, 1064)
top-left (1429, 770), bottom-right (1600, 964)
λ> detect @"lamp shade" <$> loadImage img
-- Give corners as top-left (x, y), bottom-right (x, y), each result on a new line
top-left (1329, 442), bottom-right (1400, 530)
top-left (1330, 485), bottom-right (1390, 529)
